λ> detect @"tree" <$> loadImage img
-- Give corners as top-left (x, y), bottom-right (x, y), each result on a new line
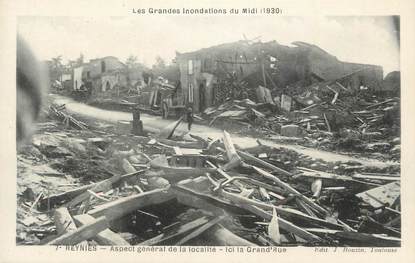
top-left (153, 56), bottom-right (166, 70)
top-left (75, 53), bottom-right (84, 66)
top-left (151, 56), bottom-right (168, 79)
top-left (50, 55), bottom-right (64, 81)
top-left (51, 55), bottom-right (63, 71)
top-left (126, 55), bottom-right (138, 69)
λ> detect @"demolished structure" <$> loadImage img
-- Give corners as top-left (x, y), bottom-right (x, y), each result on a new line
top-left (175, 40), bottom-right (384, 113)
top-left (17, 38), bottom-right (400, 248)
top-left (16, 101), bottom-right (400, 247)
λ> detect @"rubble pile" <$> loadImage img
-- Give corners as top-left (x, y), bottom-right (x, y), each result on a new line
top-left (200, 84), bottom-right (400, 160)
top-left (17, 112), bottom-right (401, 247)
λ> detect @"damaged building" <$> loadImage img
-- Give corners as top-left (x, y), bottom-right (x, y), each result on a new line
top-left (175, 40), bottom-right (384, 113)
top-left (75, 56), bottom-right (144, 97)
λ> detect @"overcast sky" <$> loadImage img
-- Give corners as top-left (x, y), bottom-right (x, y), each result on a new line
top-left (18, 16), bottom-right (400, 75)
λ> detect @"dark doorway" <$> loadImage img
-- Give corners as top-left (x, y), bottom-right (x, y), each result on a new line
top-left (199, 82), bottom-right (205, 113)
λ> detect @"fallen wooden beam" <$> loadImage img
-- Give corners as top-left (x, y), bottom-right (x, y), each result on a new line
top-left (237, 150), bottom-right (292, 176)
top-left (48, 216), bottom-right (109, 245)
top-left (73, 214), bottom-right (129, 245)
top-left (88, 188), bottom-right (175, 221)
top-left (219, 188), bottom-right (341, 231)
top-left (54, 207), bottom-right (78, 234)
top-left (65, 175), bottom-right (121, 208)
top-left (352, 174), bottom-right (400, 182)
top-left (157, 138), bottom-right (205, 149)
top-left (323, 113), bottom-right (331, 132)
top-left (138, 217), bottom-right (209, 246)
top-left (243, 205), bottom-right (321, 242)
top-left (226, 172), bottom-right (288, 195)
top-left (122, 158), bottom-right (137, 174)
top-left (40, 183), bottom-right (96, 208)
top-left (175, 216), bottom-right (225, 245)
top-left (203, 224), bottom-right (257, 246)
top-left (159, 116), bottom-right (183, 139)
top-left (150, 155), bottom-right (215, 180)
top-left (253, 166), bottom-right (328, 216)
top-left (366, 98), bottom-right (396, 109)
top-left (65, 170), bottom-right (145, 208)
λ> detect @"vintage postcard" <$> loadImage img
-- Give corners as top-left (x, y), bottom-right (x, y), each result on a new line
top-left (1, 0), bottom-right (414, 262)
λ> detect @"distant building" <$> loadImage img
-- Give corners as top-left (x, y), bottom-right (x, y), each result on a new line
top-left (176, 40), bottom-right (384, 113)
top-left (79, 56), bottom-right (144, 97)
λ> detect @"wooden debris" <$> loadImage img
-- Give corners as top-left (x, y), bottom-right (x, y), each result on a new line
top-left (121, 158), bottom-right (137, 174)
top-left (259, 187), bottom-right (271, 201)
top-left (356, 182), bottom-right (400, 209)
top-left (244, 205), bottom-right (322, 242)
top-left (268, 207), bottom-right (281, 244)
top-left (218, 187), bottom-right (341, 231)
top-left (237, 150), bottom-right (292, 176)
top-left (88, 188), bottom-right (174, 221)
top-left (222, 130), bottom-right (242, 171)
top-left (159, 116), bottom-right (183, 139)
top-left (49, 104), bottom-right (88, 130)
top-left (204, 225), bottom-right (257, 246)
top-left (73, 214), bottom-right (129, 245)
top-left (48, 216), bottom-right (108, 245)
top-left (65, 170), bottom-right (145, 208)
top-left (253, 166), bottom-right (329, 216)
top-left (54, 207), bottom-right (78, 235)
top-left (138, 217), bottom-right (209, 246)
top-left (311, 179), bottom-right (322, 198)
top-left (175, 216), bottom-right (225, 245)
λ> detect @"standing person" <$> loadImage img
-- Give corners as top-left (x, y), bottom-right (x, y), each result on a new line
top-left (131, 106), bottom-right (144, 135)
top-left (186, 106), bottom-right (193, 131)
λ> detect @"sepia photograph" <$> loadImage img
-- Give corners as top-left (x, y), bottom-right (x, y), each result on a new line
top-left (15, 15), bottom-right (401, 248)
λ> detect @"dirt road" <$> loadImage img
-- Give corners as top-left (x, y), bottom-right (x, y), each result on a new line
top-left (52, 95), bottom-right (398, 168)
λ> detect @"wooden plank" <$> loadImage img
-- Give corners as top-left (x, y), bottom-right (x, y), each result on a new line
top-left (54, 207), bottom-right (78, 234)
top-left (352, 174), bottom-right (400, 181)
top-left (240, 204), bottom-right (321, 242)
top-left (157, 138), bottom-right (204, 149)
top-left (175, 216), bottom-right (225, 245)
top-left (88, 188), bottom-right (174, 221)
top-left (65, 170), bottom-right (145, 208)
top-left (258, 187), bottom-right (271, 201)
top-left (237, 150), bottom-right (292, 176)
top-left (150, 155), bottom-right (215, 177)
top-left (121, 158), bottom-right (137, 174)
top-left (253, 166), bottom-right (329, 215)
top-left (356, 182), bottom-right (400, 209)
top-left (48, 216), bottom-right (109, 245)
top-left (219, 188), bottom-right (341, 230)
top-left (40, 183), bottom-right (96, 207)
top-left (138, 217), bottom-right (209, 246)
top-left (171, 187), bottom-right (229, 216)
top-left (73, 214), bottom-right (129, 245)
top-left (222, 130), bottom-right (242, 171)
top-left (203, 224), bottom-right (257, 246)
top-left (65, 176), bottom-right (119, 208)
top-left (159, 116), bottom-right (183, 139)
top-left (323, 113), bottom-right (331, 132)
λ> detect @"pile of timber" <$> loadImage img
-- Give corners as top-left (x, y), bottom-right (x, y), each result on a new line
top-left (49, 104), bottom-right (88, 130)
top-left (35, 129), bottom-right (400, 247)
